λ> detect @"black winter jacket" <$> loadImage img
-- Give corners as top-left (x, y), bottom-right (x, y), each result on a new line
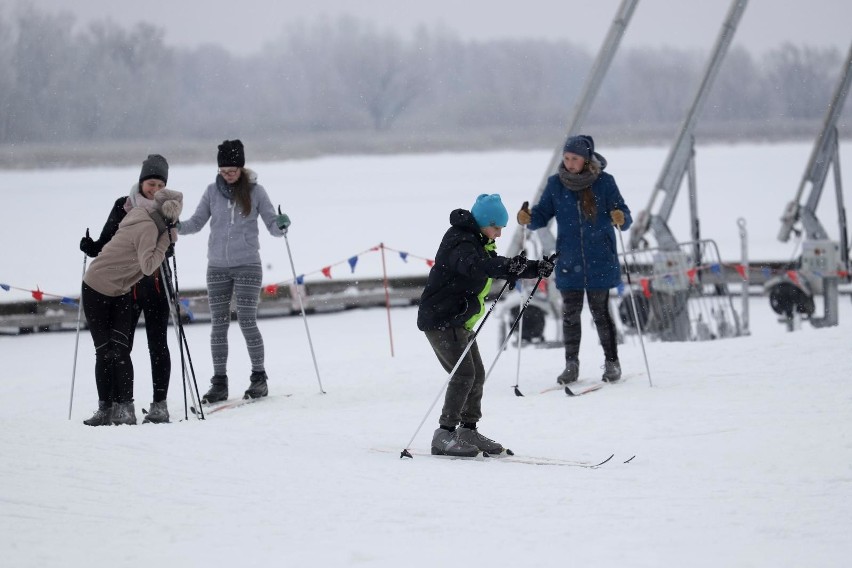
top-left (417, 209), bottom-right (538, 331)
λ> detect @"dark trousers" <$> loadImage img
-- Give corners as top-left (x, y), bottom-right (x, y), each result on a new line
top-left (561, 289), bottom-right (619, 363)
top-left (129, 272), bottom-right (171, 402)
top-left (424, 327), bottom-right (485, 428)
top-left (82, 283), bottom-right (135, 403)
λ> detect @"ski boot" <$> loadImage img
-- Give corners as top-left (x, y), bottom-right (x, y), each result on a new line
top-left (83, 401), bottom-right (114, 426)
top-left (244, 371), bottom-right (269, 399)
top-left (456, 426), bottom-right (509, 456)
top-left (202, 375), bottom-right (229, 404)
top-left (602, 360), bottom-right (622, 383)
top-left (556, 359), bottom-right (580, 385)
top-left (142, 401), bottom-right (170, 424)
top-left (431, 427), bottom-right (481, 457)
top-left (112, 402), bottom-right (137, 425)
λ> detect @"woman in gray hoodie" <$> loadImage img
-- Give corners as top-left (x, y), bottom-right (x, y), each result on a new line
top-left (82, 187), bottom-right (183, 426)
top-left (178, 140), bottom-right (291, 403)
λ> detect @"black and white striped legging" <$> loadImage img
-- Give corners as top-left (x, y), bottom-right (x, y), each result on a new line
top-left (206, 264), bottom-right (265, 376)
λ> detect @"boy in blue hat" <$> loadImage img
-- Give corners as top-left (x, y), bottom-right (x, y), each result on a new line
top-left (417, 194), bottom-right (554, 457)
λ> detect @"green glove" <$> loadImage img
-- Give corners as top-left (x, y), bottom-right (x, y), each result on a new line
top-left (276, 213), bottom-right (291, 230)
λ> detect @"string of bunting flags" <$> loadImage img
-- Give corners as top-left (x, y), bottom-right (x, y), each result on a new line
top-left (0, 283), bottom-right (79, 306)
top-left (4, 257), bottom-right (847, 304)
top-left (261, 243), bottom-right (435, 296)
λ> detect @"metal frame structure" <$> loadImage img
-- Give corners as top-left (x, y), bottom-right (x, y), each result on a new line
top-left (628, 0), bottom-right (748, 255)
top-left (770, 41), bottom-right (852, 328)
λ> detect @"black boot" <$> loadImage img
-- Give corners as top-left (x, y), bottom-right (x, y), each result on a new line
top-left (202, 375), bottom-right (229, 404)
top-left (244, 371), bottom-right (269, 399)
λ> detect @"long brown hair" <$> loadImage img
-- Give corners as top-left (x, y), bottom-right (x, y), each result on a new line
top-left (229, 168), bottom-right (253, 215)
top-left (578, 160), bottom-right (601, 220)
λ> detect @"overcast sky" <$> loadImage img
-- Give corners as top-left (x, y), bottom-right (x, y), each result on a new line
top-left (12, 0), bottom-right (852, 57)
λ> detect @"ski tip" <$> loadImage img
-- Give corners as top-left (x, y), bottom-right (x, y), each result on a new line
top-left (506, 448), bottom-right (514, 456)
top-left (564, 386), bottom-right (576, 396)
top-left (400, 449), bottom-right (413, 459)
top-left (624, 455), bottom-right (636, 464)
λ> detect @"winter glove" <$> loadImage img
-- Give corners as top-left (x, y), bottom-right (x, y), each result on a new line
top-left (610, 209), bottom-right (625, 227)
top-left (517, 201), bottom-right (531, 225)
top-left (79, 228), bottom-right (98, 257)
top-left (276, 212), bottom-right (291, 230)
top-left (507, 252), bottom-right (528, 275)
top-left (535, 257), bottom-right (555, 278)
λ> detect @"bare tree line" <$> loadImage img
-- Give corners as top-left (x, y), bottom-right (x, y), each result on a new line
top-left (0, 5), bottom-right (848, 152)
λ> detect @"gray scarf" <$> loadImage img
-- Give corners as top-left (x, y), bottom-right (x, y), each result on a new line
top-left (557, 159), bottom-right (601, 192)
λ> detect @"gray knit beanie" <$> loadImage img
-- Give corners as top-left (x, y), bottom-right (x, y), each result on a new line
top-left (139, 154), bottom-right (169, 184)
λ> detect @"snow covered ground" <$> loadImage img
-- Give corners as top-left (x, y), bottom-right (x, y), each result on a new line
top-left (1, 142), bottom-right (851, 567)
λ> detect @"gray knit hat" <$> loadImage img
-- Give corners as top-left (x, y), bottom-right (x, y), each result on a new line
top-left (139, 154), bottom-right (169, 184)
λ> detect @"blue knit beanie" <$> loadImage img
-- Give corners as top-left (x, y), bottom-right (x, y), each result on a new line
top-left (471, 193), bottom-right (509, 228)
top-left (563, 135), bottom-right (595, 161)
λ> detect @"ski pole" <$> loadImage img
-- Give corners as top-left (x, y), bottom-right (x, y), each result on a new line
top-left (512, 226), bottom-right (527, 397)
top-left (161, 262), bottom-right (203, 419)
top-left (481, 253), bottom-right (558, 386)
top-left (279, 206), bottom-right (325, 394)
top-left (161, 230), bottom-right (203, 419)
top-left (400, 276), bottom-right (515, 458)
top-left (68, 250), bottom-right (87, 420)
top-left (616, 227), bottom-right (653, 387)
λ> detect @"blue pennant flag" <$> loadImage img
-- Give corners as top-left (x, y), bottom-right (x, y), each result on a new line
top-left (0, 283), bottom-right (9, 291)
top-left (179, 298), bottom-right (195, 322)
top-left (60, 297), bottom-right (78, 307)
top-left (296, 275), bottom-right (305, 285)
top-left (399, 252), bottom-right (409, 263)
top-left (710, 263), bottom-right (722, 275)
top-left (348, 256), bottom-right (359, 273)
top-left (616, 282), bottom-right (625, 297)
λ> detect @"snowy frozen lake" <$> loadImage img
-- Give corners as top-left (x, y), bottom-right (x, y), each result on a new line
top-left (0, 142), bottom-right (851, 566)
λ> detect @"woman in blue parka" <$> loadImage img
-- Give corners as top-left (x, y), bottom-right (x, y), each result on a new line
top-left (517, 135), bottom-right (632, 384)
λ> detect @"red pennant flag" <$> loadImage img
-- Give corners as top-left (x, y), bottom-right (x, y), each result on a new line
top-left (686, 268), bottom-right (697, 284)
top-left (426, 259), bottom-right (435, 267)
top-left (786, 270), bottom-right (799, 286)
top-left (264, 284), bottom-right (279, 296)
top-left (32, 288), bottom-right (44, 301)
top-left (321, 266), bottom-right (333, 279)
top-left (735, 264), bottom-right (747, 279)
top-left (640, 278), bottom-right (652, 298)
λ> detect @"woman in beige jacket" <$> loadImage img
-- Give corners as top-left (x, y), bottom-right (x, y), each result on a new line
top-left (81, 187), bottom-right (182, 426)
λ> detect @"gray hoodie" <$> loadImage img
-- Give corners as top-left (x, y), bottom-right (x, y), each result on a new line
top-left (178, 169), bottom-right (284, 267)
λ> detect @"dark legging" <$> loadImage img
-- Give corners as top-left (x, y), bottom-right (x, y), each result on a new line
top-left (424, 327), bottom-right (485, 428)
top-left (128, 271), bottom-right (171, 402)
top-left (561, 289), bottom-right (619, 363)
top-left (82, 283), bottom-right (135, 403)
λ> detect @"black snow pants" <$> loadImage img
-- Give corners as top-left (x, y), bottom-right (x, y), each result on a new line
top-left (129, 271), bottom-right (172, 403)
top-left (561, 289), bottom-right (619, 363)
top-left (82, 283), bottom-right (135, 403)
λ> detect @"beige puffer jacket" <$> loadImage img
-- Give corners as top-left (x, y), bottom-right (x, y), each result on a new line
top-left (84, 190), bottom-right (182, 297)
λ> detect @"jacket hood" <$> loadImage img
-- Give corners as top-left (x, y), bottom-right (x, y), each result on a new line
top-left (449, 209), bottom-right (480, 233)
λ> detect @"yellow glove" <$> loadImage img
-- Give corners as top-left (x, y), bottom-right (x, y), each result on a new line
top-left (611, 209), bottom-right (625, 227)
top-left (517, 201), bottom-right (531, 225)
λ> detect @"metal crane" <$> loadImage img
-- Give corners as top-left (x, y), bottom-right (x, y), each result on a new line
top-left (769, 41), bottom-right (852, 328)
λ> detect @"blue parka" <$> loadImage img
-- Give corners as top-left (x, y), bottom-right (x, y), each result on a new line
top-left (527, 170), bottom-right (632, 290)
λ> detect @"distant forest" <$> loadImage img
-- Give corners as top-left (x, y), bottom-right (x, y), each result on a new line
top-left (1, 5), bottom-right (849, 166)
